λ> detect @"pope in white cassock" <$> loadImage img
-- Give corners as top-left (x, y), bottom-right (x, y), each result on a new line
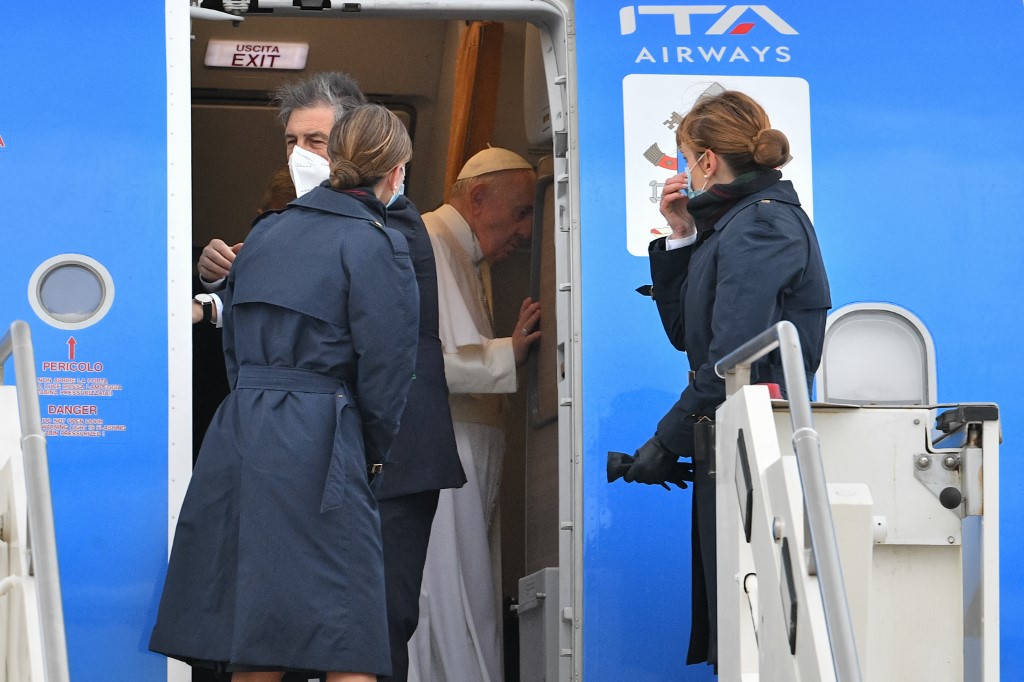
top-left (408, 148), bottom-right (540, 682)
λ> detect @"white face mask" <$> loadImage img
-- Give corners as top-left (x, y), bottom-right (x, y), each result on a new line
top-left (288, 145), bottom-right (331, 198)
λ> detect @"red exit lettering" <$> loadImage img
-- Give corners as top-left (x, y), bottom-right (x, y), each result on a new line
top-left (231, 53), bottom-right (282, 68)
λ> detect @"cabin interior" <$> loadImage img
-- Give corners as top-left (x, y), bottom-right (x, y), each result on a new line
top-left (189, 10), bottom-right (562, 679)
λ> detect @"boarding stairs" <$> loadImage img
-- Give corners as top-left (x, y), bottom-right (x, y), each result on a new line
top-left (714, 305), bottom-right (998, 681)
top-left (0, 321), bottom-right (70, 682)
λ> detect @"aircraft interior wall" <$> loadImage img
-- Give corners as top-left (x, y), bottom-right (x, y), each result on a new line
top-left (188, 12), bottom-right (561, 672)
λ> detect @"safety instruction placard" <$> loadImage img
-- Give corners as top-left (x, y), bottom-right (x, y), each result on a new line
top-left (36, 341), bottom-right (129, 441)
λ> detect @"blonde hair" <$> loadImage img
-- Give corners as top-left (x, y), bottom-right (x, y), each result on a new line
top-left (676, 90), bottom-right (791, 173)
top-left (328, 104), bottom-right (412, 190)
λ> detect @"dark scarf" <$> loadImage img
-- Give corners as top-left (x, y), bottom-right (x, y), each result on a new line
top-left (337, 186), bottom-right (389, 222)
top-left (687, 169), bottom-right (782, 236)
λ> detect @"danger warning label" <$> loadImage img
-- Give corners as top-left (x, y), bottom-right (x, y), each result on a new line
top-left (38, 339), bottom-right (129, 441)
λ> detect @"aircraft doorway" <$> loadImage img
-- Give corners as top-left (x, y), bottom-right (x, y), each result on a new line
top-left (186, 7), bottom-right (573, 681)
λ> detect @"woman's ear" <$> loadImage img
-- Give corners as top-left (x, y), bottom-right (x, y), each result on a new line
top-left (388, 165), bottom-right (403, 193)
top-left (703, 149), bottom-right (718, 177)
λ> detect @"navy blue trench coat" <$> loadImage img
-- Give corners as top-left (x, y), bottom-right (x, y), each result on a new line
top-left (150, 186), bottom-right (419, 677)
top-left (648, 178), bottom-right (831, 667)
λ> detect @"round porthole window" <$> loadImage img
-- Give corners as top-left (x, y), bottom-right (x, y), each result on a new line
top-left (28, 255), bottom-right (115, 330)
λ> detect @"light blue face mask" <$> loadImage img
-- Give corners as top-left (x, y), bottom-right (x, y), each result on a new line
top-left (386, 183), bottom-right (405, 208)
top-left (684, 152), bottom-right (708, 200)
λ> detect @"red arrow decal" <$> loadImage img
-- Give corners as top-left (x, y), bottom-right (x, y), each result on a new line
top-left (67, 337), bottom-right (77, 360)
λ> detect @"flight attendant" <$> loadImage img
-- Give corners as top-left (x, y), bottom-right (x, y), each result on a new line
top-left (625, 90), bottom-right (831, 669)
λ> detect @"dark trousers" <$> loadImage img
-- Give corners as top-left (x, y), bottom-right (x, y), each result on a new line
top-left (377, 489), bottom-right (441, 682)
top-left (271, 488), bottom-right (440, 682)
top-left (685, 456), bottom-right (718, 670)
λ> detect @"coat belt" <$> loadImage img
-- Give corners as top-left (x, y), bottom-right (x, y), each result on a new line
top-left (235, 365), bottom-right (354, 396)
top-left (235, 365), bottom-right (375, 512)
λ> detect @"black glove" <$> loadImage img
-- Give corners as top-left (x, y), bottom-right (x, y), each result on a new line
top-left (608, 437), bottom-right (693, 490)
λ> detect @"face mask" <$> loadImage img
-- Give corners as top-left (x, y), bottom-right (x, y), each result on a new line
top-left (288, 145), bottom-right (330, 198)
top-left (386, 183), bottom-right (405, 209)
top-left (684, 152), bottom-right (709, 199)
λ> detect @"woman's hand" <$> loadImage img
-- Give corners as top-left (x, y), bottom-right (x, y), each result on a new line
top-left (659, 173), bottom-right (697, 240)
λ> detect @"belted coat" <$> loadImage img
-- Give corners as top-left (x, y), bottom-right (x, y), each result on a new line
top-left (149, 186), bottom-right (419, 676)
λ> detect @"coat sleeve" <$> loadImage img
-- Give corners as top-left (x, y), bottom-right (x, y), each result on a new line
top-left (656, 202), bottom-right (808, 454)
top-left (344, 224), bottom-right (420, 465)
top-left (218, 280), bottom-right (238, 388)
top-left (648, 236), bottom-right (696, 352)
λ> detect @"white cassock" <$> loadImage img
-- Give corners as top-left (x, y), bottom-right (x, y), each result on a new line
top-left (407, 203), bottom-right (516, 682)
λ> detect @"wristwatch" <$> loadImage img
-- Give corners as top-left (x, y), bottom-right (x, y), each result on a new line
top-left (194, 293), bottom-right (214, 325)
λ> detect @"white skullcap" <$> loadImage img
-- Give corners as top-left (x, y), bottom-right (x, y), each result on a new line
top-left (456, 147), bottom-right (533, 180)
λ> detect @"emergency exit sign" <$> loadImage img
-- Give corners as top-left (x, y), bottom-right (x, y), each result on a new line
top-left (205, 40), bottom-right (309, 70)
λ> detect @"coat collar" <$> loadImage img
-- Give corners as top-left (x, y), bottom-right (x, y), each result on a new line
top-left (710, 179), bottom-right (801, 233)
top-left (289, 185), bottom-right (387, 225)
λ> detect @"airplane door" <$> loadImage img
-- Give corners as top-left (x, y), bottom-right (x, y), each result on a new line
top-left (0, 4), bottom-right (191, 681)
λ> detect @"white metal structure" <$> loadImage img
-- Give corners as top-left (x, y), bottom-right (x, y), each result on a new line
top-left (0, 321), bottom-right (70, 682)
top-left (0, 384), bottom-right (44, 681)
top-left (714, 312), bottom-right (999, 681)
top-left (817, 302), bottom-right (938, 406)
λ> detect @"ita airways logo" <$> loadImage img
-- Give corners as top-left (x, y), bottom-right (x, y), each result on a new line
top-left (619, 5), bottom-right (798, 36)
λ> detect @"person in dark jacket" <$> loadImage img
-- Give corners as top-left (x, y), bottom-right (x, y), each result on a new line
top-left (150, 104), bottom-right (419, 681)
top-left (374, 195), bottom-right (468, 680)
top-left (191, 165), bottom-right (295, 470)
top-left (624, 90), bottom-right (831, 669)
top-left (194, 72), bottom-right (466, 682)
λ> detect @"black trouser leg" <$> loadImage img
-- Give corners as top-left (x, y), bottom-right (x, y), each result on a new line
top-left (191, 666), bottom-right (227, 682)
top-left (377, 489), bottom-right (441, 682)
top-left (686, 457), bottom-right (718, 669)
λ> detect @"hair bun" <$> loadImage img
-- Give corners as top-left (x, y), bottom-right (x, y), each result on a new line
top-left (330, 158), bottom-right (362, 189)
top-left (752, 128), bottom-right (791, 169)
top-left (327, 104), bottom-right (413, 192)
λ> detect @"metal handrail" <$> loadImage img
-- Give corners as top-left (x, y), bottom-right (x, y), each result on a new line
top-left (714, 320), bottom-right (862, 682)
top-left (0, 320), bottom-right (70, 682)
